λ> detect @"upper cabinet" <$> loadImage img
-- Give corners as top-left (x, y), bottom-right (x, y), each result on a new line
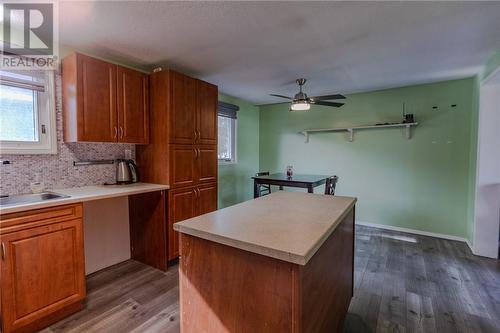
top-left (116, 66), bottom-right (149, 144)
top-left (170, 71), bottom-right (197, 145)
top-left (62, 53), bottom-right (149, 144)
top-left (197, 80), bottom-right (218, 145)
top-left (169, 71), bottom-right (218, 145)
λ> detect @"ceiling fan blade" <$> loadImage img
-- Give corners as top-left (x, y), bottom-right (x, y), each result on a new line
top-left (310, 94), bottom-right (346, 100)
top-left (312, 101), bottom-right (345, 108)
top-left (270, 94), bottom-right (292, 100)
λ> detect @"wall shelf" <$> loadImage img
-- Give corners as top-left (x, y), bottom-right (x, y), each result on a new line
top-left (299, 122), bottom-right (418, 143)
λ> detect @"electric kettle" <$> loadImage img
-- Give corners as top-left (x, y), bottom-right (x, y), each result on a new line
top-left (116, 159), bottom-right (139, 184)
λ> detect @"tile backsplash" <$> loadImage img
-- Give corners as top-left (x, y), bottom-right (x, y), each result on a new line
top-left (0, 74), bottom-right (135, 196)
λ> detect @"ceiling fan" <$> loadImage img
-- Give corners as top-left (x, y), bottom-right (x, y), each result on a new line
top-left (270, 78), bottom-right (346, 111)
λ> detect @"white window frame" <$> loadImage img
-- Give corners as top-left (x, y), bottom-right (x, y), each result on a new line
top-left (0, 71), bottom-right (57, 155)
top-left (218, 116), bottom-right (237, 165)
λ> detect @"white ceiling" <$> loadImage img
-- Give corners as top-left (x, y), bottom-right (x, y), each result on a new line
top-left (59, 1), bottom-right (500, 104)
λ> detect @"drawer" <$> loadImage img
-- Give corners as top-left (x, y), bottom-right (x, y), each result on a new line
top-left (0, 204), bottom-right (83, 235)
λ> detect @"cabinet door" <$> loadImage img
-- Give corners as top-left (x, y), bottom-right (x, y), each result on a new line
top-left (197, 183), bottom-right (218, 215)
top-left (76, 54), bottom-right (117, 142)
top-left (169, 144), bottom-right (196, 188)
top-left (117, 66), bottom-right (149, 144)
top-left (168, 187), bottom-right (196, 259)
top-left (170, 71), bottom-right (197, 144)
top-left (197, 80), bottom-right (218, 145)
top-left (196, 145), bottom-right (218, 184)
top-left (0, 219), bottom-right (85, 333)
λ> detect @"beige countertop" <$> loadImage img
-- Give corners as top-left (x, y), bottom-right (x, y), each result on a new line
top-left (174, 191), bottom-right (356, 265)
top-left (0, 183), bottom-right (169, 215)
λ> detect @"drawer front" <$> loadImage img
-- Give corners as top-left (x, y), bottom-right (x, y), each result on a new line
top-left (0, 204), bottom-right (83, 234)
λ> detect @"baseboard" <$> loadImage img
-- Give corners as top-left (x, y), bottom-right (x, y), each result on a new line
top-left (465, 239), bottom-right (474, 253)
top-left (356, 221), bottom-right (470, 246)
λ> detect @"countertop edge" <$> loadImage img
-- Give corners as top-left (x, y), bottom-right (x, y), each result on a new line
top-left (174, 196), bottom-right (357, 266)
top-left (302, 198), bottom-right (357, 263)
top-left (173, 224), bottom-right (308, 265)
top-left (0, 183), bottom-right (169, 215)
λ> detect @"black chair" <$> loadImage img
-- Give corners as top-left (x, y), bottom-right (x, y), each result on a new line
top-left (255, 172), bottom-right (271, 196)
top-left (324, 176), bottom-right (339, 195)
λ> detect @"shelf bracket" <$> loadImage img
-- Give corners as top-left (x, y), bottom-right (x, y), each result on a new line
top-left (301, 131), bottom-right (310, 143)
top-left (405, 125), bottom-right (411, 139)
top-left (347, 129), bottom-right (354, 142)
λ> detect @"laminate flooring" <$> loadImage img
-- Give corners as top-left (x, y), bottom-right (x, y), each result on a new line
top-left (40, 225), bottom-right (500, 333)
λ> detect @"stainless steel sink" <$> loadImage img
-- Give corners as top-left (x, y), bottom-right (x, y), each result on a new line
top-left (0, 192), bottom-right (70, 207)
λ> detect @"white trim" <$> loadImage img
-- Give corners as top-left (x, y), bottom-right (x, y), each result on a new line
top-left (217, 117), bottom-right (237, 165)
top-left (465, 239), bottom-right (474, 253)
top-left (481, 65), bottom-right (500, 85)
top-left (0, 71), bottom-right (57, 155)
top-left (471, 67), bottom-right (500, 259)
top-left (356, 221), bottom-right (471, 247)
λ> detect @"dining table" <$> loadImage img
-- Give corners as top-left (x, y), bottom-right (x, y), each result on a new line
top-left (252, 173), bottom-right (330, 198)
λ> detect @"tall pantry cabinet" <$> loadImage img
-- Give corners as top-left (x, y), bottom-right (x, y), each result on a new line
top-left (136, 70), bottom-right (218, 260)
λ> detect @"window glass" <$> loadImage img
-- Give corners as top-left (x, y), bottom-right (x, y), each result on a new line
top-left (0, 85), bottom-right (38, 142)
top-left (218, 116), bottom-right (236, 162)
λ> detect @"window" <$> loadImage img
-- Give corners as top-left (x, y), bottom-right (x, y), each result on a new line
top-left (218, 116), bottom-right (236, 163)
top-left (217, 101), bottom-right (239, 164)
top-left (0, 70), bottom-right (56, 154)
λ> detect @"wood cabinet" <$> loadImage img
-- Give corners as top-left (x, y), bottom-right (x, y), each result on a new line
top-left (129, 190), bottom-right (168, 270)
top-left (117, 66), bottom-right (149, 144)
top-left (197, 145), bottom-right (218, 184)
top-left (170, 71), bottom-right (197, 145)
top-left (136, 69), bottom-right (218, 261)
top-left (0, 204), bottom-right (85, 333)
top-left (169, 144), bottom-right (197, 188)
top-left (62, 53), bottom-right (149, 144)
top-left (198, 182), bottom-right (218, 215)
top-left (167, 182), bottom-right (218, 259)
top-left (197, 80), bottom-right (218, 145)
top-left (168, 187), bottom-right (197, 260)
top-left (178, 206), bottom-right (355, 333)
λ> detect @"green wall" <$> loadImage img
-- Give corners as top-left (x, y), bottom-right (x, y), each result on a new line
top-left (218, 94), bottom-right (260, 208)
top-left (259, 78), bottom-right (478, 239)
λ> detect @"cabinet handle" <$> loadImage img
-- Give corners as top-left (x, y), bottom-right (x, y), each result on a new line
top-left (113, 126), bottom-right (118, 139)
top-left (194, 148), bottom-right (198, 159)
top-left (1, 242), bottom-right (5, 260)
top-left (119, 126), bottom-right (124, 139)
top-left (194, 130), bottom-right (198, 142)
top-left (196, 130), bottom-right (200, 142)
top-left (197, 148), bottom-right (201, 158)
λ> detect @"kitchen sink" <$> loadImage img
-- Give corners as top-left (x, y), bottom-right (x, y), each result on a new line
top-left (0, 192), bottom-right (70, 207)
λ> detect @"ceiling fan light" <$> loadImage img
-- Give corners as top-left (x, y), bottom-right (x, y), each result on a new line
top-left (290, 101), bottom-right (311, 111)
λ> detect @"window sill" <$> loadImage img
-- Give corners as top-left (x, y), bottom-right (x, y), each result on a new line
top-left (0, 147), bottom-right (58, 155)
top-left (218, 160), bottom-right (237, 166)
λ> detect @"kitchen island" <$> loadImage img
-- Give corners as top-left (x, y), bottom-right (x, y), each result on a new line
top-left (174, 191), bottom-right (356, 333)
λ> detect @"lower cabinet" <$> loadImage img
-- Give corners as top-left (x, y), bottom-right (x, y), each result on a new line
top-left (198, 182), bottom-right (218, 215)
top-left (168, 182), bottom-right (217, 259)
top-left (0, 204), bottom-right (85, 333)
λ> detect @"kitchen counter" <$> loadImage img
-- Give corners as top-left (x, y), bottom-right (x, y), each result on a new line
top-left (174, 191), bottom-right (356, 265)
top-left (0, 183), bottom-right (169, 215)
top-left (175, 191), bottom-right (357, 332)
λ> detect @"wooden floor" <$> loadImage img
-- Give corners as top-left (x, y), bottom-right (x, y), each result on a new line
top-left (40, 225), bottom-right (500, 333)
